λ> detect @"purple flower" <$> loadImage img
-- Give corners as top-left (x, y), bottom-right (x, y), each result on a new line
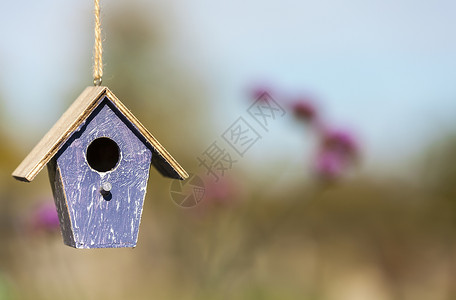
top-left (314, 129), bottom-right (360, 180)
top-left (204, 176), bottom-right (235, 204)
top-left (291, 99), bottom-right (318, 123)
top-left (314, 150), bottom-right (345, 180)
top-left (30, 201), bottom-right (60, 233)
top-left (249, 84), bottom-right (274, 101)
top-left (322, 129), bottom-right (358, 159)
top-left (190, 176), bottom-right (240, 216)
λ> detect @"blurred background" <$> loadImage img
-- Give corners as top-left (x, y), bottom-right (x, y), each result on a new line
top-left (1, 0), bottom-right (456, 299)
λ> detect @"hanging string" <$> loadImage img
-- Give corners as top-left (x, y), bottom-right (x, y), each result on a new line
top-left (93, 0), bottom-right (103, 86)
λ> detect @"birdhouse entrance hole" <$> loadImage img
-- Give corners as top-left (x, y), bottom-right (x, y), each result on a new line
top-left (86, 137), bottom-right (120, 172)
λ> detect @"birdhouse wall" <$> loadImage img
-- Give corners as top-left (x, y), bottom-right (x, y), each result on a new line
top-left (49, 98), bottom-right (153, 248)
top-left (48, 158), bottom-right (76, 247)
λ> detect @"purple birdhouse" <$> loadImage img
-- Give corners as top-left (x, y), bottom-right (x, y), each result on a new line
top-left (12, 86), bottom-right (188, 248)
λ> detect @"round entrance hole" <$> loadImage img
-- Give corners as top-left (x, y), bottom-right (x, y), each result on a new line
top-left (86, 137), bottom-right (120, 172)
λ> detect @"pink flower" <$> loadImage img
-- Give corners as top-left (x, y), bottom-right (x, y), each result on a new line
top-left (203, 176), bottom-right (235, 205)
top-left (314, 129), bottom-right (359, 181)
top-left (248, 84), bottom-right (274, 101)
top-left (190, 175), bottom-right (240, 215)
top-left (322, 129), bottom-right (358, 159)
top-left (291, 99), bottom-right (318, 123)
top-left (30, 201), bottom-right (60, 233)
top-left (314, 150), bottom-right (345, 180)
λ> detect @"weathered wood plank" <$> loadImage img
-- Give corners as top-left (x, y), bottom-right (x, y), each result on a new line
top-left (13, 87), bottom-right (107, 182)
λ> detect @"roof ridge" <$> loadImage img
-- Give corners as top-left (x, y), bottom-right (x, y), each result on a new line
top-left (12, 86), bottom-right (187, 182)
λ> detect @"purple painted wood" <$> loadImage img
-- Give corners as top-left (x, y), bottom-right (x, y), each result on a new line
top-left (48, 159), bottom-right (75, 247)
top-left (50, 97), bottom-right (152, 248)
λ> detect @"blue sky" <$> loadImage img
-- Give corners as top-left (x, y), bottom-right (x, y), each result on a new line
top-left (1, 0), bottom-right (455, 176)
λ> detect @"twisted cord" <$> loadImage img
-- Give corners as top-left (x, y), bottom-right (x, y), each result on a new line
top-left (93, 0), bottom-right (103, 85)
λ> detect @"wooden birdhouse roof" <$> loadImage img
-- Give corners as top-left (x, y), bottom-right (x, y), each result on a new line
top-left (12, 86), bottom-right (188, 182)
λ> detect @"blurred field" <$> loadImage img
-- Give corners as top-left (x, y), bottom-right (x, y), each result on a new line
top-left (1, 146), bottom-right (456, 300)
top-left (1, 2), bottom-right (456, 300)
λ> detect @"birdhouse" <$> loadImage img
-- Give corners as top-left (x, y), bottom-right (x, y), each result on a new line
top-left (12, 86), bottom-right (188, 248)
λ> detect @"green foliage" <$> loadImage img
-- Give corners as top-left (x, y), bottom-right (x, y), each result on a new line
top-left (424, 136), bottom-right (456, 201)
